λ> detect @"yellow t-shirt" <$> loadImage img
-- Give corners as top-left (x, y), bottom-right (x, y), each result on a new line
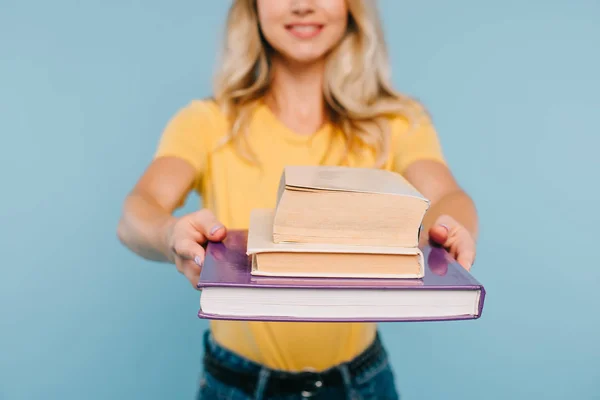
top-left (154, 99), bottom-right (446, 372)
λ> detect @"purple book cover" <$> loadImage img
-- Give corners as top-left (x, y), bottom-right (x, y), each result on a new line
top-left (197, 230), bottom-right (486, 322)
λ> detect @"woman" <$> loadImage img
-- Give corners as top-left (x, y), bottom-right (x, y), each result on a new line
top-left (117, 0), bottom-right (478, 398)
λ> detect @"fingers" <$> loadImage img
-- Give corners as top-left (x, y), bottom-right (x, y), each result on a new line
top-left (179, 259), bottom-right (202, 290)
top-left (456, 250), bottom-right (476, 271)
top-left (172, 238), bottom-right (206, 266)
top-left (428, 215), bottom-right (476, 271)
top-left (452, 229), bottom-right (476, 270)
top-left (172, 240), bottom-right (205, 290)
top-left (189, 209), bottom-right (227, 242)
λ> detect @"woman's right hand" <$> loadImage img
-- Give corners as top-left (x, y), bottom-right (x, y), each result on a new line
top-left (164, 209), bottom-right (227, 289)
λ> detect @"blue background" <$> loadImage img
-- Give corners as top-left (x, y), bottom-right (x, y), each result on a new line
top-left (1, 0), bottom-right (599, 399)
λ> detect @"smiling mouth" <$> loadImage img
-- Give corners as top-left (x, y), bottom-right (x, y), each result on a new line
top-left (285, 24), bottom-right (324, 39)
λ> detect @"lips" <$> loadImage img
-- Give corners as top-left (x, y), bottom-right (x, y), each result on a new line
top-left (285, 23), bottom-right (324, 39)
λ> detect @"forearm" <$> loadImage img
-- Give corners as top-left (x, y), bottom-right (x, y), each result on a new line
top-left (421, 189), bottom-right (478, 241)
top-left (117, 191), bottom-right (177, 263)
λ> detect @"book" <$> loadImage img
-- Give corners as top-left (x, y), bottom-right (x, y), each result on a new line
top-left (248, 208), bottom-right (425, 279)
top-left (272, 165), bottom-right (430, 247)
top-left (197, 230), bottom-right (486, 322)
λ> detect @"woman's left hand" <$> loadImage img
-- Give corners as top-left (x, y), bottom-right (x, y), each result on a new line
top-left (427, 215), bottom-right (476, 271)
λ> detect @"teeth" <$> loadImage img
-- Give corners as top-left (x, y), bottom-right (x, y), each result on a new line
top-left (291, 26), bottom-right (318, 33)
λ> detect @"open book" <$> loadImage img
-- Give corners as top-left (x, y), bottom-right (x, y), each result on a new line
top-left (273, 165), bottom-right (429, 247)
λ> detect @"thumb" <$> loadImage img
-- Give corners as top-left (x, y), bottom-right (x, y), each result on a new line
top-left (189, 209), bottom-right (227, 242)
top-left (428, 223), bottom-right (450, 246)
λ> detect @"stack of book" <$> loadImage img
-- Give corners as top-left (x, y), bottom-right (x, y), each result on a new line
top-left (197, 166), bottom-right (485, 322)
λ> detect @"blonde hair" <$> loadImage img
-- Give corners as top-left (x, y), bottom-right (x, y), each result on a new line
top-left (213, 0), bottom-right (423, 167)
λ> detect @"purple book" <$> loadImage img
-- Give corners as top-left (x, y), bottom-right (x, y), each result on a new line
top-left (197, 230), bottom-right (486, 322)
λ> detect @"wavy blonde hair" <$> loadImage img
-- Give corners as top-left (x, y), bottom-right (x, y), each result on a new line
top-left (213, 0), bottom-right (423, 167)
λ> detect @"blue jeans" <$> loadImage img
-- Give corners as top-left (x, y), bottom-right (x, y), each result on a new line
top-left (197, 330), bottom-right (400, 400)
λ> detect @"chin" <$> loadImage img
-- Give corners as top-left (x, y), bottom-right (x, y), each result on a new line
top-left (275, 41), bottom-right (333, 65)
top-left (282, 51), bottom-right (327, 65)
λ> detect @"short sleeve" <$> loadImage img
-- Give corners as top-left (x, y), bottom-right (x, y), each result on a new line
top-left (154, 101), bottom-right (212, 175)
top-left (391, 109), bottom-right (447, 174)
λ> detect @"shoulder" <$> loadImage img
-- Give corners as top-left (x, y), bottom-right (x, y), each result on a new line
top-left (387, 98), bottom-right (434, 138)
top-left (166, 97), bottom-right (230, 146)
top-left (385, 98), bottom-right (447, 173)
top-left (176, 97), bottom-right (228, 128)
top-left (154, 97), bottom-right (231, 169)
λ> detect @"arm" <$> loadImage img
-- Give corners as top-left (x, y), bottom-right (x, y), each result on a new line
top-left (117, 156), bottom-right (226, 288)
top-left (389, 103), bottom-right (478, 270)
top-left (404, 160), bottom-right (478, 240)
top-left (117, 157), bottom-right (196, 262)
top-left (118, 101), bottom-right (226, 288)
top-left (403, 159), bottom-right (478, 270)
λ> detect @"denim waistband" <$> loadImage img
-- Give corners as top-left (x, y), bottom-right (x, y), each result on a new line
top-left (201, 330), bottom-right (389, 398)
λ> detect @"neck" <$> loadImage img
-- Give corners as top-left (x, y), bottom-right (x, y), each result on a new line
top-left (265, 56), bottom-right (327, 136)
